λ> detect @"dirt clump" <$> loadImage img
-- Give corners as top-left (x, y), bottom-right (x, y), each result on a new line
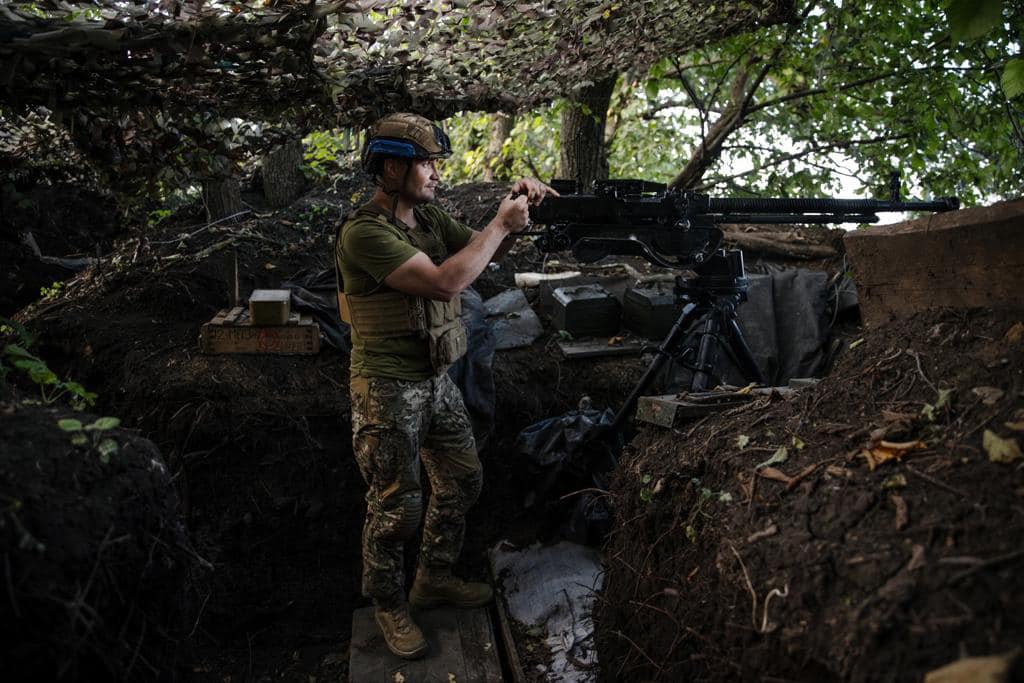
top-left (597, 307), bottom-right (1024, 681)
top-left (0, 392), bottom-right (197, 680)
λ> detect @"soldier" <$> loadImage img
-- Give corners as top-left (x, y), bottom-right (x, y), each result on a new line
top-left (335, 112), bottom-right (557, 659)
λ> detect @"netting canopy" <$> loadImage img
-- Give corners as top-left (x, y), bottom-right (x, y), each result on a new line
top-left (1, 0), bottom-right (793, 188)
top-left (2, 0), bottom-right (793, 122)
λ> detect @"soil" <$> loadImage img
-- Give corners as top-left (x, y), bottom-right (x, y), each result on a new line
top-left (6, 170), bottom-right (1017, 682)
top-left (597, 307), bottom-right (1024, 681)
top-left (0, 390), bottom-right (196, 680)
top-left (0, 182), bottom-right (123, 316)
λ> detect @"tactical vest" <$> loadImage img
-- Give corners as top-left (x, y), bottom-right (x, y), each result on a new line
top-left (336, 205), bottom-right (467, 373)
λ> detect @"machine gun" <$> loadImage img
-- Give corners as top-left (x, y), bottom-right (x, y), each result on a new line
top-left (528, 178), bottom-right (959, 270)
top-left (517, 179), bottom-right (958, 538)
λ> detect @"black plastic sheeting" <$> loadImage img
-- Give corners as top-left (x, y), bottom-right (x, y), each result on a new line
top-left (282, 268), bottom-right (350, 351)
top-left (447, 288), bottom-right (498, 445)
top-left (515, 403), bottom-right (618, 544)
top-left (666, 268), bottom-right (837, 391)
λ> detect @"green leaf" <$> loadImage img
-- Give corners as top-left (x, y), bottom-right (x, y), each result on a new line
top-left (946, 0), bottom-right (1004, 43)
top-left (97, 438), bottom-right (119, 462)
top-left (58, 418), bottom-right (83, 432)
top-left (1002, 58), bottom-right (1024, 99)
top-left (3, 344), bottom-right (36, 360)
top-left (71, 433), bottom-right (89, 447)
top-left (881, 473), bottom-right (907, 489)
top-left (28, 366), bottom-right (58, 386)
top-left (88, 417), bottom-right (121, 431)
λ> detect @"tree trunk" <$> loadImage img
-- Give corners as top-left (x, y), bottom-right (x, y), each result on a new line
top-left (482, 113), bottom-right (515, 181)
top-left (202, 177), bottom-right (243, 221)
top-left (262, 139), bottom-right (305, 207)
top-left (559, 76), bottom-right (617, 191)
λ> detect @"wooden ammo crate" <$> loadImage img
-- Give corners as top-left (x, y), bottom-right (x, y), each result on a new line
top-left (199, 306), bottom-right (320, 355)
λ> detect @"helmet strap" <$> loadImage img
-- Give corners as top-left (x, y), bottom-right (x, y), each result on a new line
top-left (378, 159), bottom-right (414, 225)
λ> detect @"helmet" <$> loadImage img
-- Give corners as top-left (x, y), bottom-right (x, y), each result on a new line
top-left (361, 112), bottom-right (452, 174)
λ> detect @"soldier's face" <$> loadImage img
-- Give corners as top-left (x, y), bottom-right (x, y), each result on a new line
top-left (404, 158), bottom-right (440, 202)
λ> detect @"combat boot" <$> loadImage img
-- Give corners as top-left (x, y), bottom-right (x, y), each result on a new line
top-left (375, 603), bottom-right (428, 659)
top-left (409, 569), bottom-right (493, 609)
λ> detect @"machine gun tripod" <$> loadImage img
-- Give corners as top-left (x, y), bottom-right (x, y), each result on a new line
top-left (609, 248), bottom-right (763, 434)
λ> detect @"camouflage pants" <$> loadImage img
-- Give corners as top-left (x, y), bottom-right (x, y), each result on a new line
top-left (349, 373), bottom-right (481, 608)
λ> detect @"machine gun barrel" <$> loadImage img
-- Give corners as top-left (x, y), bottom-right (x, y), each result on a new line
top-left (705, 195), bottom-right (960, 221)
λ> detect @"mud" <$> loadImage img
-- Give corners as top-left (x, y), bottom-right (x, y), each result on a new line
top-left (597, 307), bottom-right (1024, 681)
top-left (0, 394), bottom-right (195, 679)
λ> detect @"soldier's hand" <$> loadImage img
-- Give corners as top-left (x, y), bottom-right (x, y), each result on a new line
top-left (496, 192), bottom-right (530, 234)
top-left (510, 178), bottom-right (560, 206)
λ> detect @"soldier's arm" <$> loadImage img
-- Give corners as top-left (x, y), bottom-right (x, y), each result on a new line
top-left (384, 194), bottom-right (529, 301)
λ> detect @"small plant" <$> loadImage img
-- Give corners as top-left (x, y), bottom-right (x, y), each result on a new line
top-left (147, 207), bottom-right (173, 227)
top-left (300, 203), bottom-right (331, 223)
top-left (39, 280), bottom-right (64, 300)
top-left (639, 473), bottom-right (653, 503)
top-left (58, 417), bottom-right (121, 463)
top-left (2, 342), bottom-right (97, 409)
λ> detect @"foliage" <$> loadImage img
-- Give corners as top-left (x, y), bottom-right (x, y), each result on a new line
top-left (57, 416), bottom-right (121, 463)
top-left (443, 106), bottom-right (563, 185)
top-left (1, 319), bottom-right (96, 409)
top-left (303, 129), bottom-right (360, 181)
top-left (39, 281), bottom-right (63, 300)
top-left (0, 0), bottom-right (791, 211)
top-left (610, 0), bottom-right (1023, 202)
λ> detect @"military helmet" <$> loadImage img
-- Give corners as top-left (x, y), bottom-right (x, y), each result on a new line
top-left (361, 113), bottom-right (452, 174)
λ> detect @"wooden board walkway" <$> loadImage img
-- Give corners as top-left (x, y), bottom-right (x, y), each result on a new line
top-left (349, 606), bottom-right (502, 682)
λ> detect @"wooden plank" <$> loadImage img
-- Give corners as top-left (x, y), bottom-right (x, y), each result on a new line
top-left (843, 200), bottom-right (1024, 327)
top-left (558, 338), bottom-right (646, 359)
top-left (209, 310), bottom-right (228, 326)
top-left (223, 306), bottom-right (245, 325)
top-left (490, 583), bottom-right (526, 683)
top-left (637, 393), bottom-right (751, 427)
top-left (199, 320), bottom-right (320, 355)
top-left (349, 606), bottom-right (502, 683)
top-left (636, 388), bottom-right (796, 427)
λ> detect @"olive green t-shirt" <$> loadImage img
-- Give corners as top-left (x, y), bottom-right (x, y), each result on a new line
top-left (335, 201), bottom-right (475, 380)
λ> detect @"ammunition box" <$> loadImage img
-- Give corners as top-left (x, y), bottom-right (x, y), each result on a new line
top-left (623, 282), bottom-right (680, 339)
top-left (249, 289), bottom-right (291, 326)
top-left (551, 284), bottom-right (621, 338)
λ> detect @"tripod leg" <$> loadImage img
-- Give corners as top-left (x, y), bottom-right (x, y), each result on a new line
top-left (690, 315), bottom-right (723, 392)
top-left (726, 316), bottom-right (767, 385)
top-left (611, 302), bottom-right (701, 432)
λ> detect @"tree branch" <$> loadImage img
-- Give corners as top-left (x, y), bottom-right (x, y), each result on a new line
top-left (747, 70), bottom-right (899, 114)
top-left (702, 133), bottom-right (913, 187)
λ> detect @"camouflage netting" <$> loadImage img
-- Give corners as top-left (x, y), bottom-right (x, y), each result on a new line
top-left (0, 0), bottom-right (794, 186)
